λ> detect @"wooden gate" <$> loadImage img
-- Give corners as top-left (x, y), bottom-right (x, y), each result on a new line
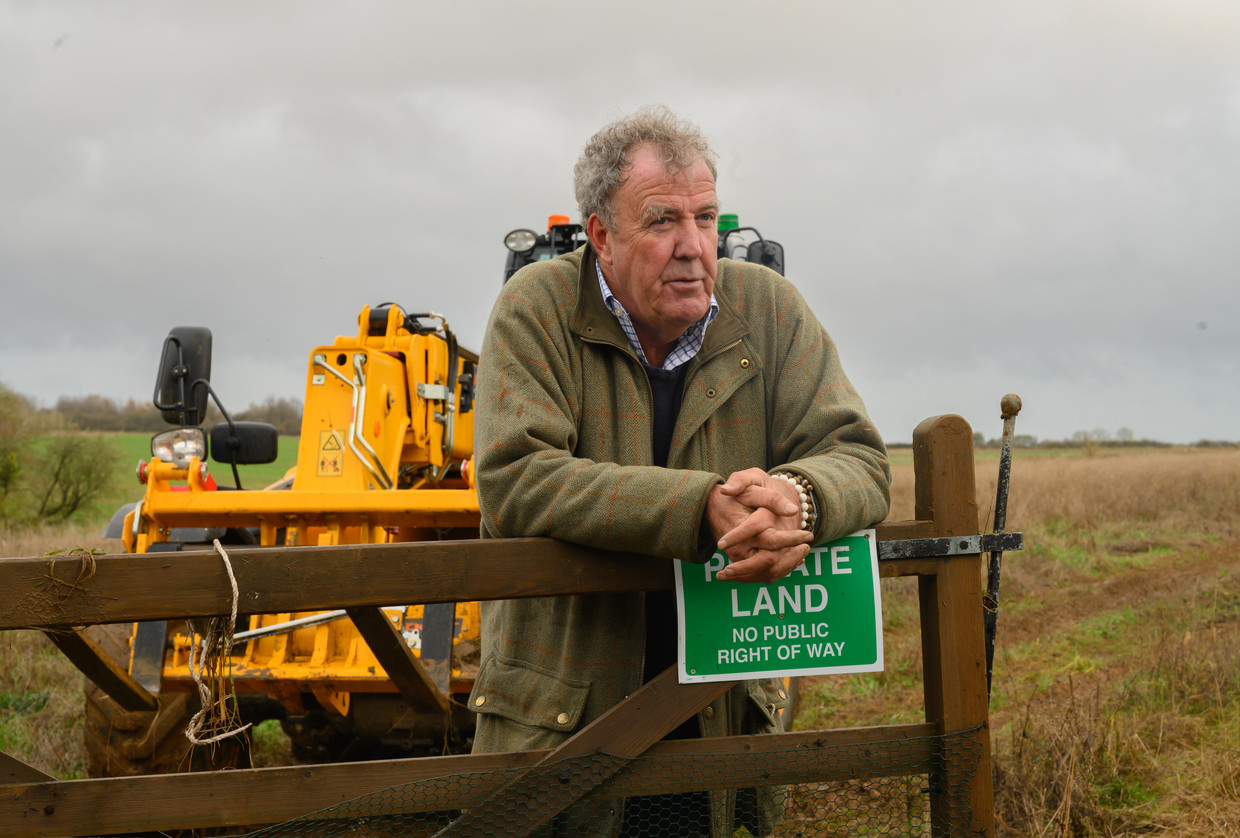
top-left (0, 414), bottom-right (1001, 836)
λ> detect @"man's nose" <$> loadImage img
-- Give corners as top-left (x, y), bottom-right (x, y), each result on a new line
top-left (672, 219), bottom-right (704, 260)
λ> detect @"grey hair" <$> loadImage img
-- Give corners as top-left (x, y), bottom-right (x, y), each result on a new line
top-left (573, 105), bottom-right (718, 231)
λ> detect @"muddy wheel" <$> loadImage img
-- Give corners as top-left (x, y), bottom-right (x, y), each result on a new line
top-left (280, 712), bottom-right (355, 763)
top-left (83, 624), bottom-right (251, 777)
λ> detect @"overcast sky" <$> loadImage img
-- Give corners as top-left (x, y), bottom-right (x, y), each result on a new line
top-left (2, 1), bottom-right (1237, 444)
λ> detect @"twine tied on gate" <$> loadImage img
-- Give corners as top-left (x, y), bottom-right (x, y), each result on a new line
top-left (41, 547), bottom-right (100, 604)
top-left (185, 539), bottom-right (252, 746)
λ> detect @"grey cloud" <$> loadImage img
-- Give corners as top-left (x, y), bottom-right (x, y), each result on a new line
top-left (2, 0), bottom-right (1237, 444)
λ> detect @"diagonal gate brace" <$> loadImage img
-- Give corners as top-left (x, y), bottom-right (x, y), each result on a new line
top-left (42, 627), bottom-right (158, 712)
top-left (435, 667), bottom-right (735, 838)
top-left (345, 607), bottom-right (447, 715)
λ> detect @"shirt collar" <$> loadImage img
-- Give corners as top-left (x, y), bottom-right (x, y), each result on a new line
top-left (595, 260), bottom-right (718, 370)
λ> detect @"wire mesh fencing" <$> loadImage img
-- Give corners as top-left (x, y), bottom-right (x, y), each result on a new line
top-left (238, 727), bottom-right (984, 838)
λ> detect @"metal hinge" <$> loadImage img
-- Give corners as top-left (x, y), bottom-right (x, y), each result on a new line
top-left (878, 532), bottom-right (1024, 561)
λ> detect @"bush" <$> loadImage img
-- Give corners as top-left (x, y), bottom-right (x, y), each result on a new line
top-left (24, 435), bottom-right (119, 522)
top-left (0, 382), bottom-right (33, 519)
top-left (0, 381), bottom-right (119, 527)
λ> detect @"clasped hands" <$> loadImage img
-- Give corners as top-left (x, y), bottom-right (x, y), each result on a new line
top-left (703, 467), bottom-right (814, 584)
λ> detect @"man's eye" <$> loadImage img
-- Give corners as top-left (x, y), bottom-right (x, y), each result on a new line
top-left (651, 217), bottom-right (669, 226)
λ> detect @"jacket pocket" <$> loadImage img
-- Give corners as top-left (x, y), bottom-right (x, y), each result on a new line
top-left (745, 678), bottom-right (790, 731)
top-left (469, 654), bottom-right (591, 734)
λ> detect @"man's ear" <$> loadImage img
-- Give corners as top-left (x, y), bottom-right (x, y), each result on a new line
top-left (586, 214), bottom-right (613, 266)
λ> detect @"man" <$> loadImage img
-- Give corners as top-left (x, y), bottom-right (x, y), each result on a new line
top-left (469, 106), bottom-right (890, 834)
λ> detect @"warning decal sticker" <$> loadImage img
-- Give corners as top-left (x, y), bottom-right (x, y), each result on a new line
top-left (317, 430), bottom-right (343, 477)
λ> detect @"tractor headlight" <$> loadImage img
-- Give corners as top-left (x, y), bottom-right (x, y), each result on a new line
top-left (151, 427), bottom-right (207, 469)
top-left (504, 229), bottom-right (538, 253)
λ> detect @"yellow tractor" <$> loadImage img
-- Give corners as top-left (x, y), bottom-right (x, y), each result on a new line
top-left (89, 214), bottom-right (792, 777)
top-left (91, 304), bottom-right (481, 775)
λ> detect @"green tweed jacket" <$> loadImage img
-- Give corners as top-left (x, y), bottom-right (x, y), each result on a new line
top-left (469, 245), bottom-right (890, 832)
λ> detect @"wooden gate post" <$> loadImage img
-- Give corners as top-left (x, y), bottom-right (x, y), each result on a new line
top-left (914, 415), bottom-right (994, 836)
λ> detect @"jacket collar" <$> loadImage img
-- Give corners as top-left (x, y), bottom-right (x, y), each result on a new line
top-left (569, 245), bottom-right (750, 362)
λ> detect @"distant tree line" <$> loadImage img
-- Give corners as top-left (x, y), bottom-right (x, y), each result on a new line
top-left (971, 428), bottom-right (1236, 450)
top-left (49, 394), bottom-right (303, 436)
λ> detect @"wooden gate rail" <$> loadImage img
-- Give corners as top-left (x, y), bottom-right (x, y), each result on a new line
top-left (0, 724), bottom-right (941, 836)
top-left (0, 523), bottom-right (943, 630)
top-left (0, 413), bottom-right (993, 837)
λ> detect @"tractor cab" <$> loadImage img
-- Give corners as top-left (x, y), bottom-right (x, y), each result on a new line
top-left (717, 213), bottom-right (785, 276)
top-left (502, 213), bottom-right (785, 284)
top-left (502, 215), bottom-right (587, 283)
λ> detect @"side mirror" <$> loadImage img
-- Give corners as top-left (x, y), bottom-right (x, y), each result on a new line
top-left (153, 327), bottom-right (212, 426)
top-left (210, 422), bottom-right (278, 466)
top-left (747, 240), bottom-right (785, 276)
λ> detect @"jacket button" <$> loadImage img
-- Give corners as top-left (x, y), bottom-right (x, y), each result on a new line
top-left (706, 388), bottom-right (716, 398)
top-left (475, 695), bottom-right (486, 707)
top-left (740, 358), bottom-right (750, 368)
top-left (703, 706), bottom-right (714, 720)
top-left (557, 712), bottom-right (570, 725)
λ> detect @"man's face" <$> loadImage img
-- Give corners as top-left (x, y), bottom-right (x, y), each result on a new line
top-left (589, 144), bottom-right (719, 355)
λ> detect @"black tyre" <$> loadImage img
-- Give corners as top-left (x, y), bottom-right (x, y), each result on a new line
top-left (280, 711), bottom-right (355, 763)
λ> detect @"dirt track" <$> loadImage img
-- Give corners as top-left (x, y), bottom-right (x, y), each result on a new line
top-left (796, 529), bottom-right (1240, 731)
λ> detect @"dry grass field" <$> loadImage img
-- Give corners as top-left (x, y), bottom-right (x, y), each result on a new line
top-left (2, 445), bottom-right (1238, 836)
top-left (796, 446), bottom-right (1240, 836)
top-left (0, 524), bottom-right (113, 779)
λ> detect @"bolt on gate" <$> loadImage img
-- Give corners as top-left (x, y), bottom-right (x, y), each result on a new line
top-left (0, 414), bottom-right (1019, 837)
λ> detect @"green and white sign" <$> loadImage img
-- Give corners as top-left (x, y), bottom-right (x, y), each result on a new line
top-left (675, 529), bottom-right (883, 683)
